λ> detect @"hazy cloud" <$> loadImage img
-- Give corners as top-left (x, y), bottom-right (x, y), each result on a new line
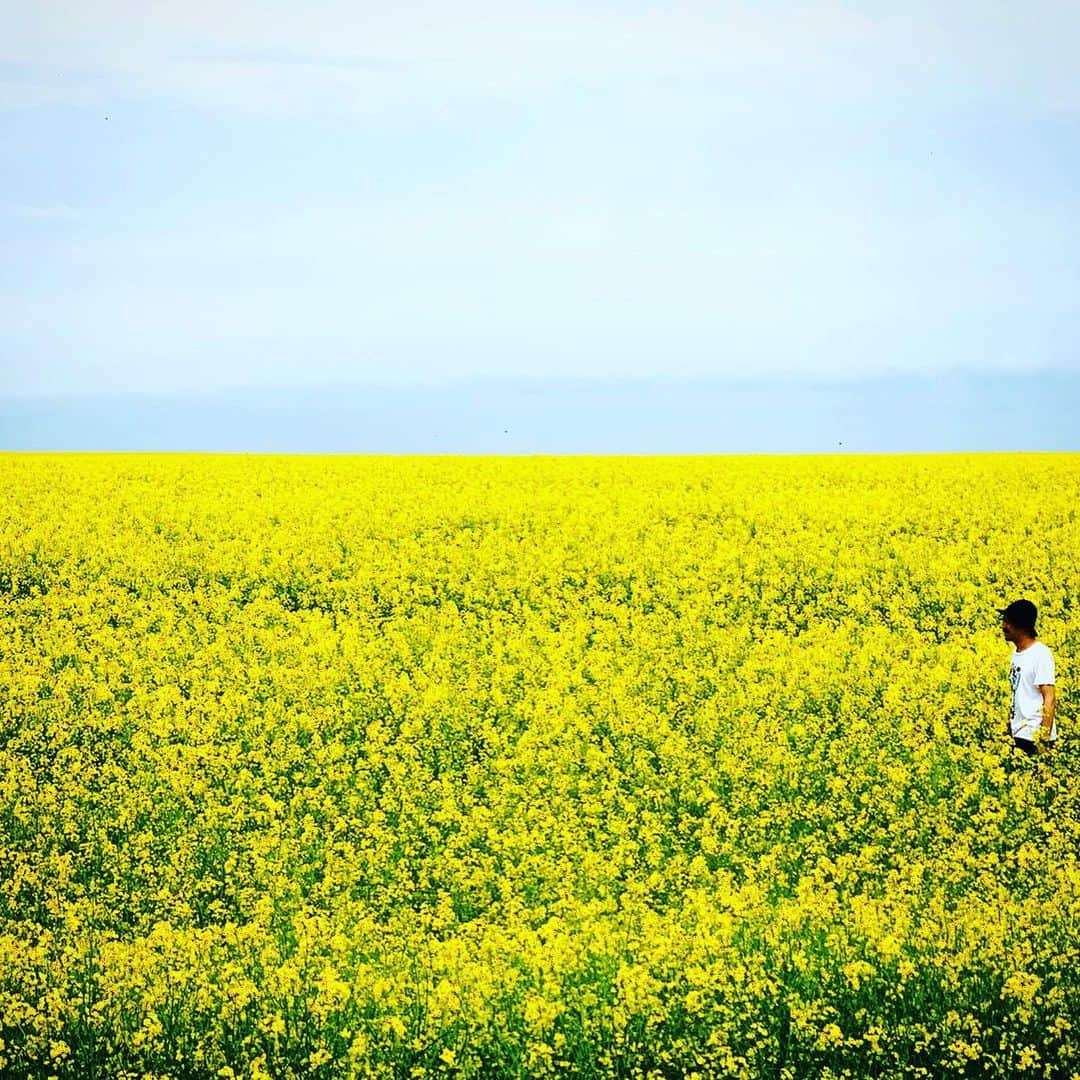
top-left (2, 202), bottom-right (80, 220)
top-left (3, 2), bottom-right (1078, 401)
top-left (4, 2), bottom-right (1079, 113)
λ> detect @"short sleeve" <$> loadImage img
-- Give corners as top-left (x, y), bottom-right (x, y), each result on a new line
top-left (1033, 649), bottom-right (1055, 686)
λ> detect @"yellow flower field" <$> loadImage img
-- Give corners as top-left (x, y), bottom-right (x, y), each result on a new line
top-left (1, 452), bottom-right (1078, 1080)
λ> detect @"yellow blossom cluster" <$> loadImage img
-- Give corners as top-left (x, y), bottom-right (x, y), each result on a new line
top-left (1, 451), bottom-right (1078, 1079)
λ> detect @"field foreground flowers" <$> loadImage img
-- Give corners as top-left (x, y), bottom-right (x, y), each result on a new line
top-left (2, 452), bottom-right (1079, 1080)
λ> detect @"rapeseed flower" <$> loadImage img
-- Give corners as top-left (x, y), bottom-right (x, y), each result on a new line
top-left (0, 452), bottom-right (1076, 1078)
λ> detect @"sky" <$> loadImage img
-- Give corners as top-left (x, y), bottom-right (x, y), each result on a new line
top-left (2, 2), bottom-right (1078, 449)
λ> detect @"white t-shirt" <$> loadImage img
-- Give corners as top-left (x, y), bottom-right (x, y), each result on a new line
top-left (1009, 641), bottom-right (1056, 741)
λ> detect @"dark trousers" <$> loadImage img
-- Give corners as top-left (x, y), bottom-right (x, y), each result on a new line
top-left (1013, 736), bottom-right (1056, 756)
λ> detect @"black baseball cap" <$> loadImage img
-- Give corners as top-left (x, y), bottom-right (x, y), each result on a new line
top-left (998, 599), bottom-right (1037, 631)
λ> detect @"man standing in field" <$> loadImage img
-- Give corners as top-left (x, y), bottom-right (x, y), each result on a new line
top-left (1000, 599), bottom-right (1057, 756)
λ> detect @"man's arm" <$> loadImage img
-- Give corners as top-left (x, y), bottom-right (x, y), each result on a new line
top-left (1038, 685), bottom-right (1056, 743)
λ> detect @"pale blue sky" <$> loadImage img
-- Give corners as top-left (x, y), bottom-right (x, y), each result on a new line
top-left (1, 3), bottom-right (1078, 448)
top-left (3, 374), bottom-right (1077, 453)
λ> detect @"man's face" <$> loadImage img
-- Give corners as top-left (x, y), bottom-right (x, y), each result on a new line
top-left (1002, 618), bottom-right (1016, 643)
